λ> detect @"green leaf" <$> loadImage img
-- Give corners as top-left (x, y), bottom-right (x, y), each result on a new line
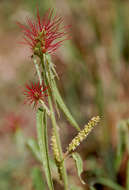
top-left (45, 55), bottom-right (80, 131)
top-left (72, 152), bottom-right (85, 184)
top-left (27, 138), bottom-right (42, 162)
top-left (31, 167), bottom-right (46, 190)
top-left (90, 186), bottom-right (96, 190)
top-left (52, 80), bottom-right (80, 131)
top-left (36, 109), bottom-right (54, 190)
top-left (115, 121), bottom-right (127, 171)
top-left (94, 178), bottom-right (124, 190)
top-left (27, 138), bottom-right (57, 172)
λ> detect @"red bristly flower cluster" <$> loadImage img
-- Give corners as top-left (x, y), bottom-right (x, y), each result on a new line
top-left (18, 8), bottom-right (70, 56)
top-left (23, 82), bottom-right (48, 107)
top-left (1, 113), bottom-right (26, 134)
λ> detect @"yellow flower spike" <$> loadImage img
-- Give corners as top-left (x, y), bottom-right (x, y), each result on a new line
top-left (67, 116), bottom-right (100, 153)
top-left (51, 132), bottom-right (62, 181)
top-left (51, 133), bottom-right (61, 163)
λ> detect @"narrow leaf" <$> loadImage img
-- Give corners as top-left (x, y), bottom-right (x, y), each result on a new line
top-left (72, 152), bottom-right (85, 184)
top-left (45, 55), bottom-right (80, 131)
top-left (95, 178), bottom-right (124, 190)
top-left (27, 138), bottom-right (57, 172)
top-left (31, 167), bottom-right (46, 190)
top-left (52, 80), bottom-right (80, 131)
top-left (36, 109), bottom-right (54, 190)
top-left (90, 186), bottom-right (96, 190)
top-left (115, 121), bottom-right (126, 171)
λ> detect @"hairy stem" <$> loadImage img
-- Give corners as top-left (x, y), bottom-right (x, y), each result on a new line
top-left (42, 54), bottom-right (69, 190)
top-left (48, 96), bottom-right (68, 189)
top-left (34, 54), bottom-right (68, 189)
top-left (34, 57), bottom-right (51, 116)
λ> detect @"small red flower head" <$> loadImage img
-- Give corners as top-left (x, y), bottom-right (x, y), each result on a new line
top-left (2, 113), bottom-right (26, 134)
top-left (18, 8), bottom-right (70, 56)
top-left (23, 82), bottom-right (48, 107)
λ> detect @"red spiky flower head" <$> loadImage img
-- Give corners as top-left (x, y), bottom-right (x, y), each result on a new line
top-left (1, 113), bottom-right (26, 135)
top-left (18, 8), bottom-right (70, 56)
top-left (23, 82), bottom-right (48, 107)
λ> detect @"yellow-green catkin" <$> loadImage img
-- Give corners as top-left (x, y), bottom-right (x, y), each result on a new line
top-left (67, 116), bottom-right (100, 153)
top-left (51, 132), bottom-right (62, 181)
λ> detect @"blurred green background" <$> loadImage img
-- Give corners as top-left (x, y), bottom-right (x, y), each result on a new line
top-left (1, 0), bottom-right (129, 189)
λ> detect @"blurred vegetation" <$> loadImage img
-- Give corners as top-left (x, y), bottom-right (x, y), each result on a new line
top-left (1, 0), bottom-right (129, 189)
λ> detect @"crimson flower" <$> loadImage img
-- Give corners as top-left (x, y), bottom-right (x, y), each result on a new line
top-left (18, 8), bottom-right (70, 56)
top-left (1, 113), bottom-right (26, 134)
top-left (23, 82), bottom-right (48, 107)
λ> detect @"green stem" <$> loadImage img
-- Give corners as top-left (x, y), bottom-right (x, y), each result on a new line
top-left (33, 57), bottom-right (42, 85)
top-left (42, 54), bottom-right (69, 190)
top-left (40, 100), bottom-right (51, 116)
top-left (35, 54), bottom-right (68, 189)
top-left (34, 57), bottom-right (51, 116)
top-left (48, 96), bottom-right (68, 189)
top-left (34, 57), bottom-right (54, 189)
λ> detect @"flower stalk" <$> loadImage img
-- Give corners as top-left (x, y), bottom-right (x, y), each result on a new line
top-left (33, 58), bottom-right (42, 85)
top-left (33, 53), bottom-right (69, 189)
top-left (42, 54), bottom-right (69, 189)
top-left (19, 8), bottom-right (100, 190)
